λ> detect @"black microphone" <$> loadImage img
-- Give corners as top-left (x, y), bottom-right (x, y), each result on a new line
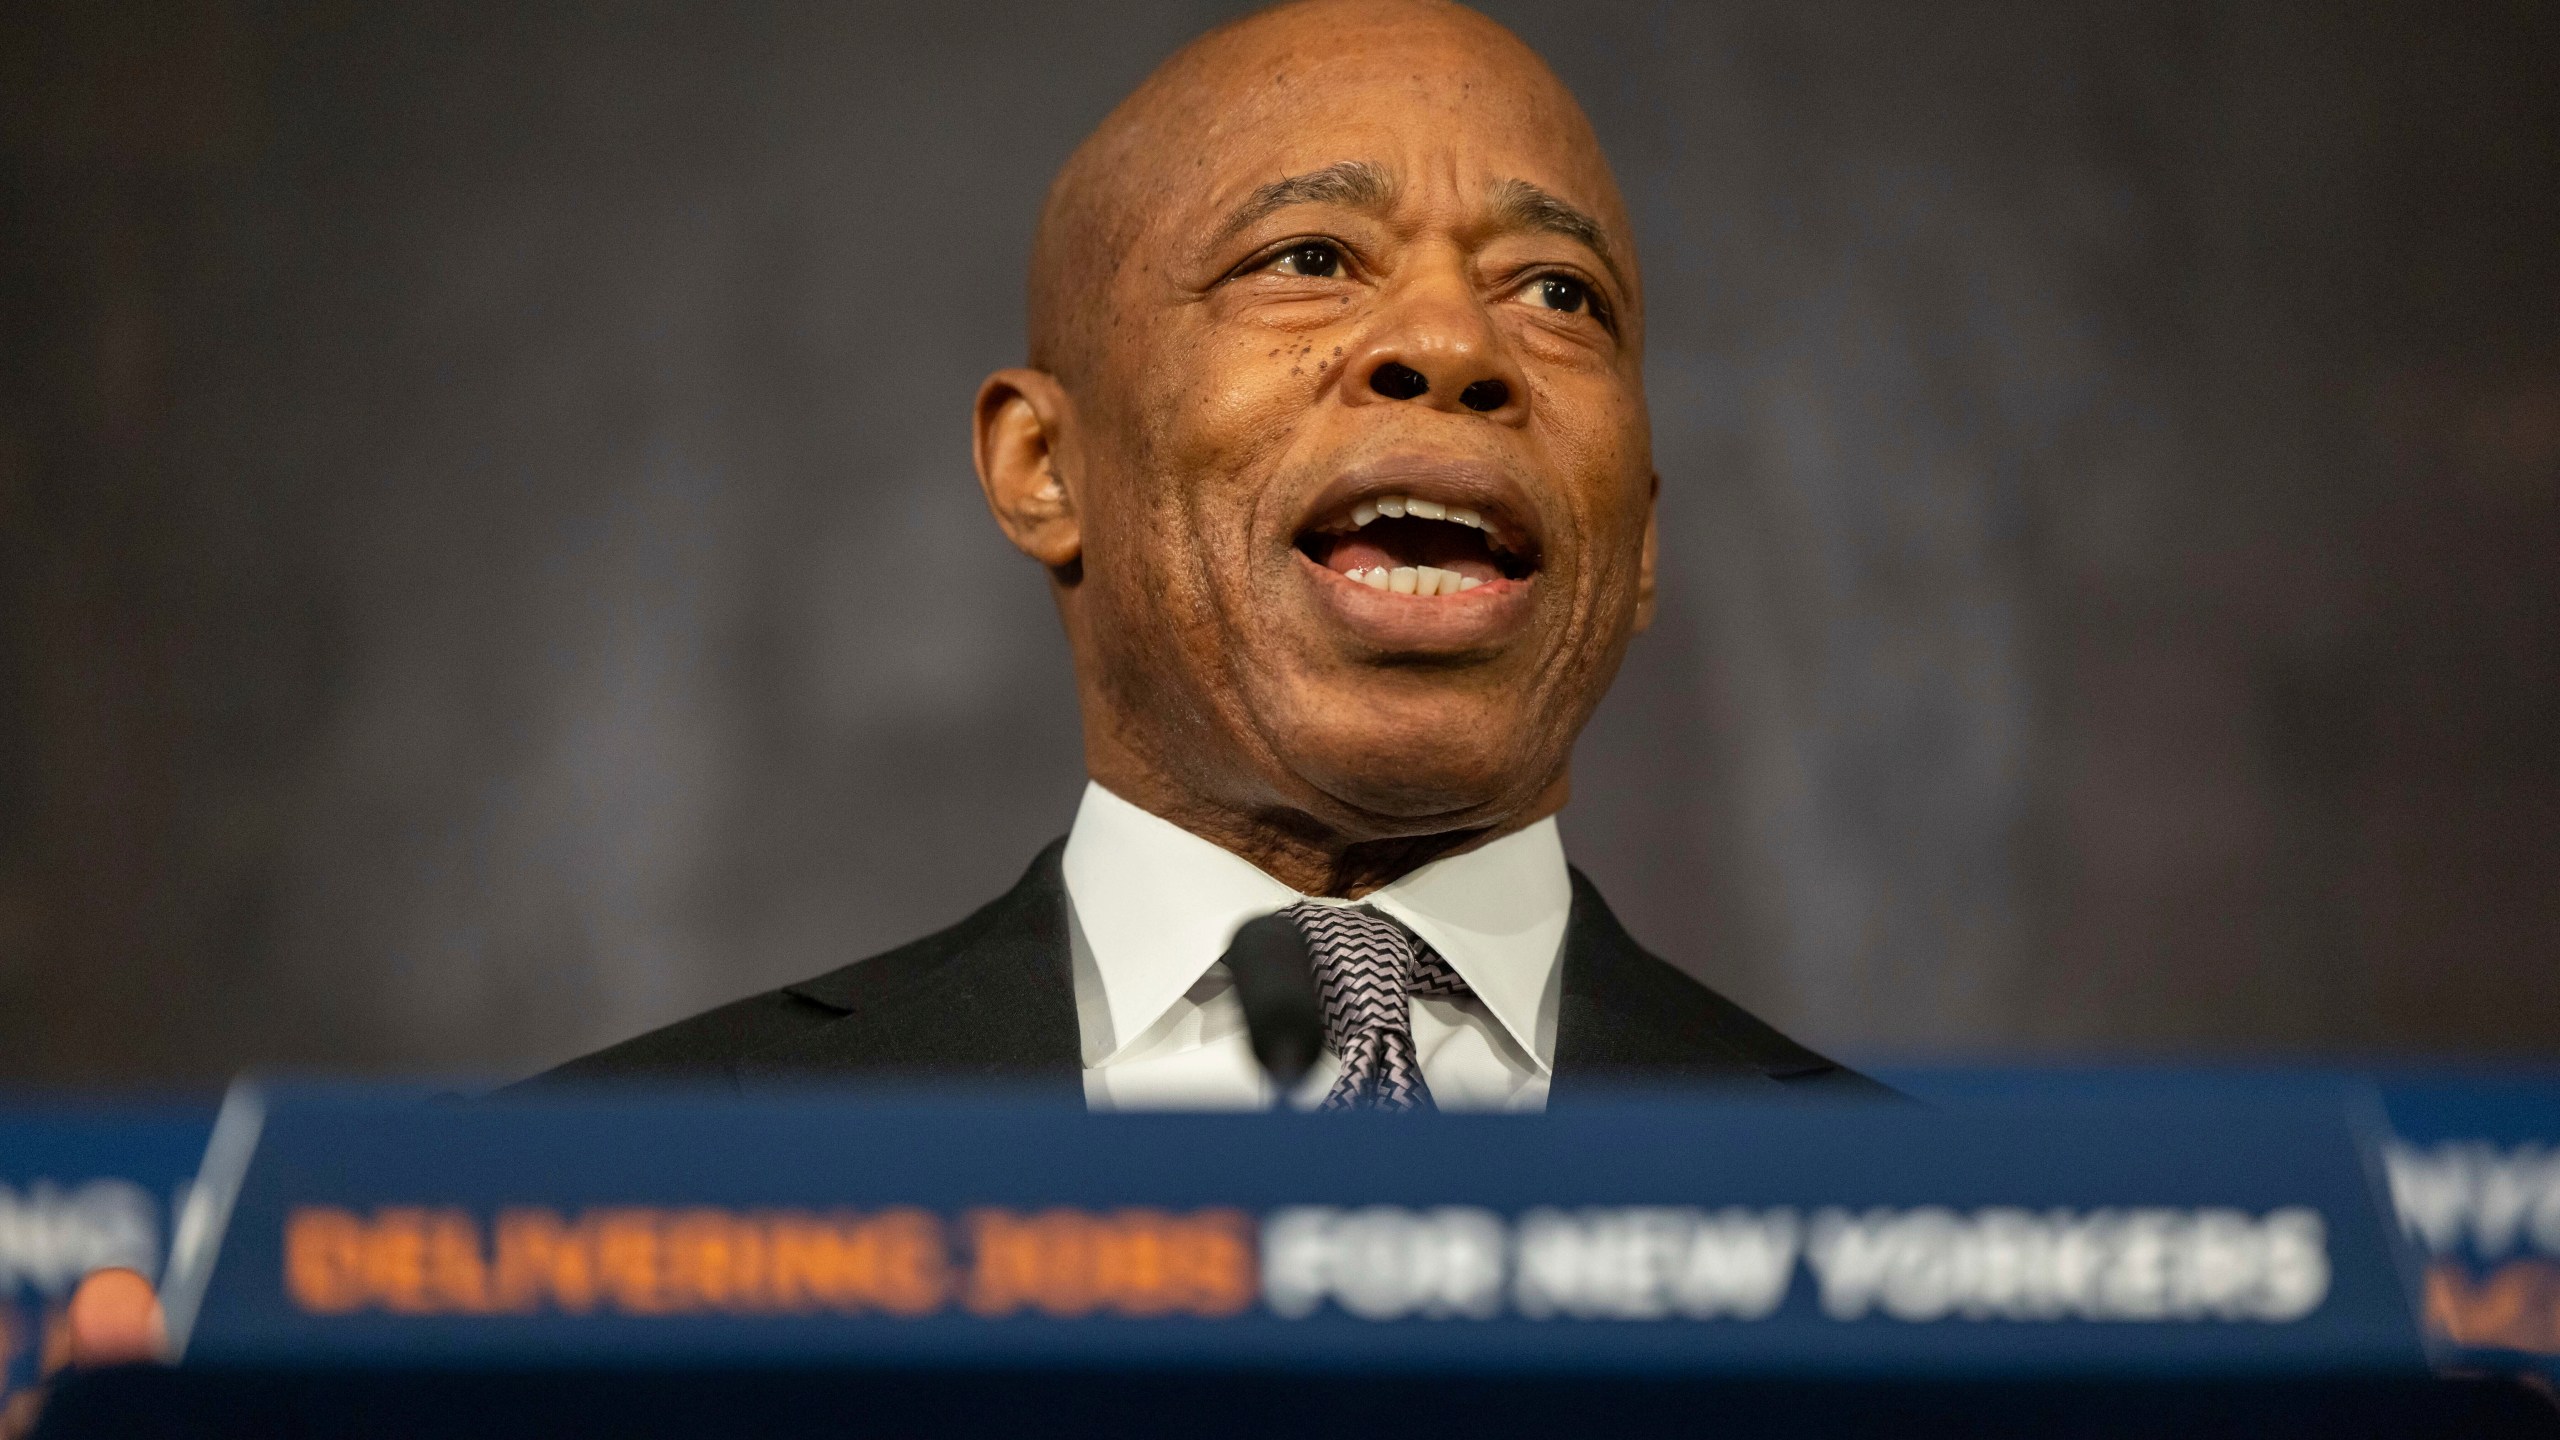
top-left (1220, 912), bottom-right (1325, 1091)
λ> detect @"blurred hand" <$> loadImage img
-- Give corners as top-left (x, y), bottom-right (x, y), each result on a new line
top-left (0, 1268), bottom-right (164, 1439)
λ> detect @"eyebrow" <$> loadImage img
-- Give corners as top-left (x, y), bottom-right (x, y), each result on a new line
top-left (1211, 160), bottom-right (1399, 249)
top-left (1487, 177), bottom-right (1629, 297)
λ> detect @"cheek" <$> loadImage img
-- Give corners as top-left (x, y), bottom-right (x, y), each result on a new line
top-left (1079, 338), bottom-right (1309, 618)
top-left (1531, 377), bottom-right (1651, 555)
top-left (1145, 336), bottom-right (1322, 520)
top-left (1179, 330), bottom-right (1330, 439)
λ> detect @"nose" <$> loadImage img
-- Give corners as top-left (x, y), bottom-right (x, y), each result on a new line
top-left (1346, 270), bottom-right (1528, 421)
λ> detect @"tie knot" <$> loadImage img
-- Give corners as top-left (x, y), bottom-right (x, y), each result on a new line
top-left (1280, 901), bottom-right (1469, 1111)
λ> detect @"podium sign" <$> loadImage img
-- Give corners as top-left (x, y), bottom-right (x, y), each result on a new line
top-left (164, 1084), bottom-right (2428, 1378)
top-left (0, 1108), bottom-right (210, 1406)
top-left (2380, 1073), bottom-right (2560, 1378)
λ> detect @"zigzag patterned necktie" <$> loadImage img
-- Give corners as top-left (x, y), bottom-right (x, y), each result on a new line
top-left (1282, 901), bottom-right (1472, 1111)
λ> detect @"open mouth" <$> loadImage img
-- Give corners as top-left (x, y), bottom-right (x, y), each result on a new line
top-left (1295, 492), bottom-right (1539, 597)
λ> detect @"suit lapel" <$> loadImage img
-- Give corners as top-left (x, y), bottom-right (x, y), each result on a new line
top-left (734, 841), bottom-right (1084, 1094)
top-left (1550, 867), bottom-right (1832, 1098)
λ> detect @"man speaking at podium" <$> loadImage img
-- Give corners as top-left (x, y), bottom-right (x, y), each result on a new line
top-left (30, 0), bottom-right (1878, 1391)
top-left (538, 0), bottom-right (1882, 1111)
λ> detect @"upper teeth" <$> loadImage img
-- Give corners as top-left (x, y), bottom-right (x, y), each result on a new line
top-left (1350, 495), bottom-right (1487, 532)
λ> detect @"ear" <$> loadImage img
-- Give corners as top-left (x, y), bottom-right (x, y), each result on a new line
top-left (1632, 471), bottom-right (1660, 634)
top-left (973, 368), bottom-right (1081, 571)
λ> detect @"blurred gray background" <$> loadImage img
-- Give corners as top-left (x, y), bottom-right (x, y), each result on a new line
top-left (3, 1), bottom-right (2554, 1086)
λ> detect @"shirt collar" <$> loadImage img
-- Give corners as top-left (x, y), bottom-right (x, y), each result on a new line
top-left (1059, 781), bottom-right (1570, 1072)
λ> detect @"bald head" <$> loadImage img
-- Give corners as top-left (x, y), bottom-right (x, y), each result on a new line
top-left (1027, 0), bottom-right (1639, 388)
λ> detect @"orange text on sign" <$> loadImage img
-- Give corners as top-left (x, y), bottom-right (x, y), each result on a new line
top-left (962, 1207), bottom-right (1255, 1318)
top-left (2424, 1260), bottom-right (2560, 1355)
top-left (285, 1205), bottom-right (951, 1316)
top-left (282, 1204), bottom-right (1258, 1321)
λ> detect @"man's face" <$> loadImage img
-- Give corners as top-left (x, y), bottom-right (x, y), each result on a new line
top-left (1024, 21), bottom-right (1654, 843)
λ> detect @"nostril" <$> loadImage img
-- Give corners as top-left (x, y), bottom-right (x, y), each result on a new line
top-left (1370, 362), bottom-right (1430, 401)
top-left (1459, 379), bottom-right (1508, 412)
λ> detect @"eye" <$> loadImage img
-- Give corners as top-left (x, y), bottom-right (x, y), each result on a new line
top-left (1522, 274), bottom-right (1593, 315)
top-left (1269, 242), bottom-right (1345, 279)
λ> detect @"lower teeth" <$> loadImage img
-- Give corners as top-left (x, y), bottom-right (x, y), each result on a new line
top-left (1345, 566), bottom-right (1482, 596)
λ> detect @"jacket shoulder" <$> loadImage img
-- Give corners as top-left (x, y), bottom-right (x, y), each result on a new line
top-left (526, 986), bottom-right (841, 1089)
top-left (1556, 868), bottom-right (1899, 1100)
top-left (514, 840), bottom-right (1068, 1091)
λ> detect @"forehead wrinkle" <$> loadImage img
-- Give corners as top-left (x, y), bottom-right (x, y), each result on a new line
top-left (1208, 159), bottom-right (1400, 253)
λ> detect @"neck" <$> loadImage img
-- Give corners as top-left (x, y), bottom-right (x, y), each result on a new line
top-left (1085, 753), bottom-right (1570, 899)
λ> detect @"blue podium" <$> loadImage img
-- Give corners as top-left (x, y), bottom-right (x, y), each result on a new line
top-left (19, 1072), bottom-right (2560, 1437)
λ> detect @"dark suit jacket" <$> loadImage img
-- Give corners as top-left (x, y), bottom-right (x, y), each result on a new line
top-left (533, 840), bottom-right (1889, 1100)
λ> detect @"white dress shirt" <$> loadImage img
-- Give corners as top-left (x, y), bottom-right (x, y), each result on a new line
top-left (1061, 782), bottom-right (1570, 1112)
